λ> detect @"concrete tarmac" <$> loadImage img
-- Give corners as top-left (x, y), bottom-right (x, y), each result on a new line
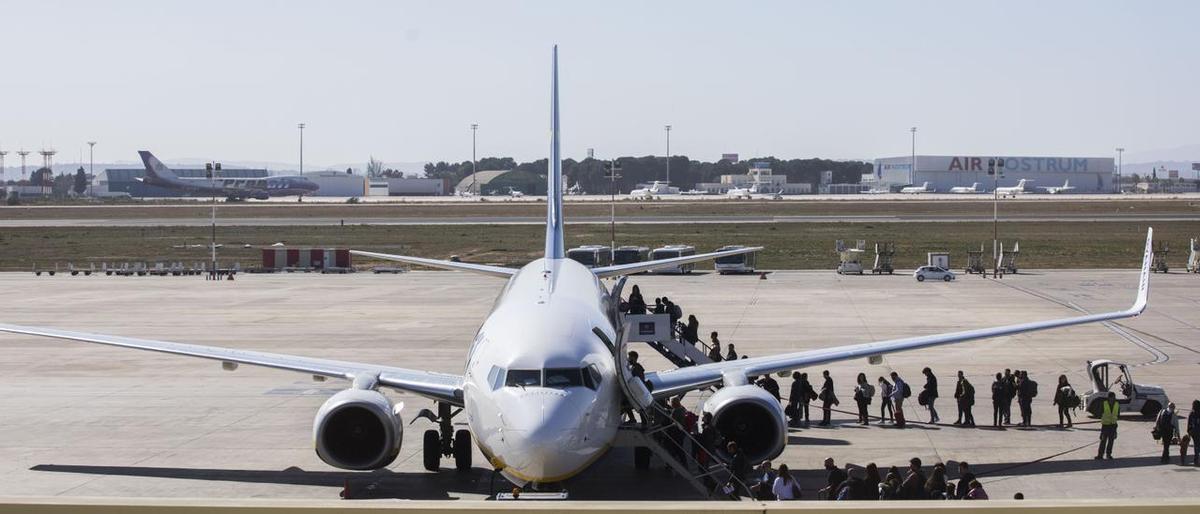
top-left (0, 270), bottom-right (1197, 501)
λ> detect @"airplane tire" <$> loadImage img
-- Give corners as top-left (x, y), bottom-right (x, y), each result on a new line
top-left (453, 429), bottom-right (472, 472)
top-left (634, 447), bottom-right (651, 470)
top-left (423, 429), bottom-right (441, 471)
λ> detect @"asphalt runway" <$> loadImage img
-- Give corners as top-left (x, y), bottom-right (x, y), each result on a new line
top-left (3, 214), bottom-right (1199, 227)
top-left (0, 270), bottom-right (1196, 501)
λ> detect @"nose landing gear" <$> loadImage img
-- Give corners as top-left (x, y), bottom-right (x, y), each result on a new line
top-left (416, 402), bottom-right (472, 472)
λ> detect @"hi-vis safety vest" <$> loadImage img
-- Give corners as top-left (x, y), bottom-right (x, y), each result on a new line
top-left (1101, 401), bottom-right (1120, 426)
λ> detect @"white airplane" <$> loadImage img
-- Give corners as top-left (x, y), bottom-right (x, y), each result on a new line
top-left (900, 181), bottom-right (934, 194)
top-left (507, 187), bottom-right (525, 198)
top-left (0, 47), bottom-right (1157, 491)
top-left (629, 181), bottom-right (675, 200)
top-left (996, 178), bottom-right (1030, 197)
top-left (726, 171), bottom-right (782, 200)
top-left (1039, 179), bottom-right (1075, 194)
top-left (949, 182), bottom-right (981, 194)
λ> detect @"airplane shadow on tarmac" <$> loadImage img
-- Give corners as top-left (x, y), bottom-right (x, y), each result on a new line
top-left (30, 464), bottom-right (508, 500)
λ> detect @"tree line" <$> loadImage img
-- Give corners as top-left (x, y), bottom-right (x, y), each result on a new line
top-left (424, 156), bottom-right (871, 193)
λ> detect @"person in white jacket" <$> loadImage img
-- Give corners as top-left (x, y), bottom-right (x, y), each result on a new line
top-left (772, 464), bottom-right (802, 500)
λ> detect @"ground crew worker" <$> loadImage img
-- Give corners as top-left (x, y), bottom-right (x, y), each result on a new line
top-left (1096, 391), bottom-right (1119, 460)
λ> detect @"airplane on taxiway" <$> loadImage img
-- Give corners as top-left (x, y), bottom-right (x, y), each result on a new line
top-left (0, 47), bottom-right (1155, 490)
top-left (899, 181), bottom-right (934, 193)
top-left (138, 151), bottom-right (319, 200)
top-left (949, 182), bottom-right (981, 194)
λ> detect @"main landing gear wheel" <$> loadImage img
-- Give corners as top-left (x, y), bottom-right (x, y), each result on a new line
top-left (454, 429), bottom-right (472, 472)
top-left (423, 429), bottom-right (441, 471)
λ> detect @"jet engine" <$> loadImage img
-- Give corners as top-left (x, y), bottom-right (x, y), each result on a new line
top-left (313, 389), bottom-right (403, 470)
top-left (701, 384), bottom-right (786, 463)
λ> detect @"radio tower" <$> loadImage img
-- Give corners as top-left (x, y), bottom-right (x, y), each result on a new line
top-left (17, 150), bottom-right (30, 181)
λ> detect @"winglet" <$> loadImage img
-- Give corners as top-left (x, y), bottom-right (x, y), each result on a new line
top-left (1131, 227), bottom-right (1153, 314)
top-left (545, 45), bottom-right (565, 261)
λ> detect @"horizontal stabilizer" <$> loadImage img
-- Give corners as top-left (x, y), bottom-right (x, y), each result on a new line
top-left (592, 246), bottom-right (763, 278)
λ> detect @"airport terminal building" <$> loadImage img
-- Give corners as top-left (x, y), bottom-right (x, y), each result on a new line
top-left (870, 155), bottom-right (1115, 193)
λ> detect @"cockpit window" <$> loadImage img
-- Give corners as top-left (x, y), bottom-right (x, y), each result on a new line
top-left (505, 369), bottom-right (541, 387)
top-left (544, 368), bottom-right (583, 388)
top-left (583, 364), bottom-right (602, 390)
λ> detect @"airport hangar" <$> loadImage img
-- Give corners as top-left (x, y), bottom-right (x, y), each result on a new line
top-left (870, 155), bottom-right (1115, 193)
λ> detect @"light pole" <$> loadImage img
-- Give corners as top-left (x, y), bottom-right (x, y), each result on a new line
top-left (297, 123), bottom-right (305, 175)
top-left (87, 141), bottom-right (96, 197)
top-left (989, 158), bottom-right (1005, 272)
top-left (910, 127), bottom-right (917, 185)
top-left (470, 123), bottom-right (479, 195)
top-left (664, 125), bottom-right (672, 185)
top-left (606, 158), bottom-right (622, 262)
top-left (1115, 147), bottom-right (1124, 194)
top-left (206, 161), bottom-right (221, 279)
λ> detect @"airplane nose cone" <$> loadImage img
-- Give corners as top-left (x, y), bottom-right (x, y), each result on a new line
top-left (497, 391), bottom-right (594, 482)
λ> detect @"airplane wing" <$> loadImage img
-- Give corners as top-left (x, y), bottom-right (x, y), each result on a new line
top-left (350, 250), bottom-right (517, 278)
top-left (645, 228), bottom-right (1153, 398)
top-left (0, 323), bottom-right (464, 405)
top-left (592, 246), bottom-right (763, 279)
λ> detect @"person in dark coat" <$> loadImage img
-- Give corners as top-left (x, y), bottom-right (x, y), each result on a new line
top-left (954, 461), bottom-right (976, 500)
top-left (1002, 369), bottom-right (1016, 424)
top-left (756, 374), bottom-right (781, 402)
top-left (991, 372), bottom-right (1005, 427)
top-left (626, 285), bottom-right (647, 315)
top-left (790, 372), bottom-right (815, 426)
top-left (627, 351), bottom-right (645, 381)
top-left (900, 457), bottom-right (927, 500)
top-left (727, 441), bottom-right (751, 497)
top-left (707, 337), bottom-right (723, 363)
top-left (955, 371), bottom-right (976, 427)
top-left (922, 367), bottom-right (940, 424)
top-left (663, 296), bottom-right (682, 326)
top-left (725, 343), bottom-right (738, 361)
top-left (1017, 370), bottom-right (1037, 427)
top-left (1053, 374), bottom-right (1075, 428)
top-left (653, 297), bottom-right (665, 314)
top-left (819, 458), bottom-right (848, 500)
top-left (819, 370), bottom-right (838, 426)
top-left (1186, 399), bottom-right (1200, 466)
top-left (681, 314), bottom-right (700, 345)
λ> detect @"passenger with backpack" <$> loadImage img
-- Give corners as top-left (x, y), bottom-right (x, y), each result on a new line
top-left (890, 371), bottom-right (909, 428)
top-left (1052, 374), bottom-right (1078, 428)
top-left (854, 373), bottom-right (875, 425)
top-left (921, 367), bottom-right (940, 424)
top-left (1155, 402), bottom-right (1180, 464)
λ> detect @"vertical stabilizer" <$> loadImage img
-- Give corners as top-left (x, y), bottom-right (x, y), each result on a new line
top-left (138, 151), bottom-right (180, 181)
top-left (545, 46), bottom-right (565, 260)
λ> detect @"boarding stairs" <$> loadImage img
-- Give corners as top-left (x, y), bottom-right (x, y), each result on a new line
top-left (1187, 238), bottom-right (1199, 273)
top-left (622, 313), bottom-right (713, 367)
top-left (965, 244), bottom-right (985, 274)
top-left (598, 310), bottom-right (746, 499)
top-left (994, 242), bottom-right (1020, 276)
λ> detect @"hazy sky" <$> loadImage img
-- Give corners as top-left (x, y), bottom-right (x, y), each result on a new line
top-left (1, 0), bottom-right (1196, 169)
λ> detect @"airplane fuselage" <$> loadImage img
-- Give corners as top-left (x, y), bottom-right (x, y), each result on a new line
top-left (142, 175), bottom-right (320, 199)
top-left (461, 257), bottom-right (623, 484)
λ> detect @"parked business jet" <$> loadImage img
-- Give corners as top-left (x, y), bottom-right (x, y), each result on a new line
top-left (900, 181), bottom-right (934, 194)
top-left (1039, 179), bottom-right (1075, 194)
top-left (0, 47), bottom-right (1156, 491)
top-left (996, 178), bottom-right (1030, 197)
top-left (949, 183), bottom-right (981, 194)
top-left (138, 151), bottom-right (319, 200)
top-left (629, 180), bottom-right (675, 200)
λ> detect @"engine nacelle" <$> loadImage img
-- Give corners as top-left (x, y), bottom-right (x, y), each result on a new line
top-left (701, 384), bottom-right (786, 463)
top-left (250, 190), bottom-right (270, 200)
top-left (313, 389), bottom-right (403, 470)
